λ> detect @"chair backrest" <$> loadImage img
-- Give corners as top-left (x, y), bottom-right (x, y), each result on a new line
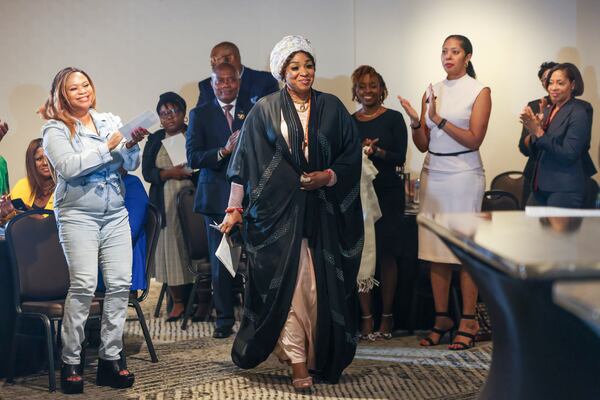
top-left (481, 190), bottom-right (520, 212)
top-left (177, 186), bottom-right (209, 261)
top-left (490, 171), bottom-right (524, 208)
top-left (5, 210), bottom-right (70, 308)
top-left (136, 202), bottom-right (161, 303)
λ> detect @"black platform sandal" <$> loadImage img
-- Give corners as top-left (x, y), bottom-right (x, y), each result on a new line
top-left (61, 363), bottom-right (84, 394)
top-left (449, 314), bottom-right (478, 350)
top-left (420, 312), bottom-right (455, 347)
top-left (96, 358), bottom-right (135, 389)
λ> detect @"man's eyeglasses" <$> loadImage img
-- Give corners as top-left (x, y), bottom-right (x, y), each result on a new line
top-left (158, 108), bottom-right (182, 118)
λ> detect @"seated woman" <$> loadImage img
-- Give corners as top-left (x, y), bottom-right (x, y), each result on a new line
top-left (521, 63), bottom-right (597, 208)
top-left (10, 138), bottom-right (55, 210)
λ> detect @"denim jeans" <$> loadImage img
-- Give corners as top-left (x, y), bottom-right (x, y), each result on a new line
top-left (56, 206), bottom-right (132, 364)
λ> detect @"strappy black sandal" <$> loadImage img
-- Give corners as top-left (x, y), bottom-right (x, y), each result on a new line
top-left (374, 313), bottom-right (394, 340)
top-left (360, 314), bottom-right (377, 341)
top-left (449, 314), bottom-right (478, 350)
top-left (420, 312), bottom-right (455, 347)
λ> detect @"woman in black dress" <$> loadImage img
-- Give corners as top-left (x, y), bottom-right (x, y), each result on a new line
top-left (351, 65), bottom-right (407, 339)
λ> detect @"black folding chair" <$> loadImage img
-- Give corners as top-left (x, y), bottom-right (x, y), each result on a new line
top-left (490, 171), bottom-right (525, 209)
top-left (5, 210), bottom-right (102, 392)
top-left (481, 190), bottom-right (520, 212)
top-left (177, 187), bottom-right (214, 330)
top-left (126, 203), bottom-right (161, 363)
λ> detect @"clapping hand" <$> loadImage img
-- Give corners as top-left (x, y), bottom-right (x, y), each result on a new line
top-left (537, 98), bottom-right (549, 121)
top-left (426, 84), bottom-right (439, 122)
top-left (363, 138), bottom-right (380, 156)
top-left (222, 129), bottom-right (240, 157)
top-left (397, 96), bottom-right (419, 126)
top-left (520, 106), bottom-right (544, 138)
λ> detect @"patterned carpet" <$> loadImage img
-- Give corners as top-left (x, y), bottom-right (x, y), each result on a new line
top-left (0, 282), bottom-right (490, 399)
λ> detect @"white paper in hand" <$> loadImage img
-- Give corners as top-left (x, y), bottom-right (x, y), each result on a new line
top-left (119, 111), bottom-right (159, 140)
top-left (161, 134), bottom-right (187, 166)
top-left (216, 235), bottom-right (242, 277)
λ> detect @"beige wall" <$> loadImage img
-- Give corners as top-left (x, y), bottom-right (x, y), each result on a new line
top-left (0, 0), bottom-right (598, 190)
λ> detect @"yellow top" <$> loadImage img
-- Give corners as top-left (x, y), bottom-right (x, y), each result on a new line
top-left (10, 177), bottom-right (54, 210)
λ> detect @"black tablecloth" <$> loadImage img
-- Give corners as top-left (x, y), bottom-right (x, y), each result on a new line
top-left (370, 212), bottom-right (434, 332)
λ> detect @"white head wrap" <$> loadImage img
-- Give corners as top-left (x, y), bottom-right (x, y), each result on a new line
top-left (269, 35), bottom-right (315, 82)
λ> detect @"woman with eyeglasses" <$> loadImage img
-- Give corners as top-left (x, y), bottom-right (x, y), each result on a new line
top-left (142, 92), bottom-right (204, 322)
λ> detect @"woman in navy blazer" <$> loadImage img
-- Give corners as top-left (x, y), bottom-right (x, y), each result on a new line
top-left (521, 63), bottom-right (597, 208)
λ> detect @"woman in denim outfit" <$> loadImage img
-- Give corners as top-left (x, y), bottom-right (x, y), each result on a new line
top-left (40, 67), bottom-right (147, 394)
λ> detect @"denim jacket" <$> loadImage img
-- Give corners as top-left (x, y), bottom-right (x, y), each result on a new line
top-left (42, 109), bottom-right (141, 212)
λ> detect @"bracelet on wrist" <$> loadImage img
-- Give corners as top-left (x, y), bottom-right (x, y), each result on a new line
top-left (437, 118), bottom-right (447, 130)
top-left (410, 121), bottom-right (421, 130)
top-left (225, 207), bottom-right (243, 214)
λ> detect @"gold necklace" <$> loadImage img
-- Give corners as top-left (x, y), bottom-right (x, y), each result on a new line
top-left (293, 98), bottom-right (310, 112)
top-left (288, 89), bottom-right (310, 112)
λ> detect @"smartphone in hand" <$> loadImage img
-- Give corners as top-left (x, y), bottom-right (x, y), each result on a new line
top-left (11, 198), bottom-right (28, 212)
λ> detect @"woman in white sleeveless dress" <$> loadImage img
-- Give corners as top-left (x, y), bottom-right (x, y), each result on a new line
top-left (399, 35), bottom-right (492, 350)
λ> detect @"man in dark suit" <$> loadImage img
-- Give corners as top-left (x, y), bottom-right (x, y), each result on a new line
top-left (187, 63), bottom-right (252, 338)
top-left (196, 41), bottom-right (279, 107)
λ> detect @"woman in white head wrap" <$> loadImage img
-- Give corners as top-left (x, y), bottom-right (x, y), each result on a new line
top-left (220, 35), bottom-right (363, 390)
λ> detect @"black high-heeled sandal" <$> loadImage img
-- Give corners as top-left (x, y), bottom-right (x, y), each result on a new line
top-left (60, 363), bottom-right (84, 394)
top-left (449, 314), bottom-right (478, 350)
top-left (359, 314), bottom-right (377, 341)
top-left (374, 313), bottom-right (394, 340)
top-left (420, 312), bottom-right (455, 346)
top-left (96, 358), bottom-right (135, 389)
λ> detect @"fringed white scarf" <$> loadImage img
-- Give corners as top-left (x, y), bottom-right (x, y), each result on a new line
top-left (357, 151), bottom-right (382, 292)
